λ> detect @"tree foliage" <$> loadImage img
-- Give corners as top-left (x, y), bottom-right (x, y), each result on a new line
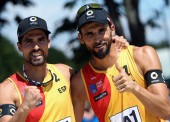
top-left (0, 36), bottom-right (22, 82)
top-left (0, 0), bottom-right (34, 30)
top-left (52, 0), bottom-right (170, 68)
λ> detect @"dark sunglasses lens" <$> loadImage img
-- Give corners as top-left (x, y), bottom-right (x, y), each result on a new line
top-left (77, 5), bottom-right (86, 15)
top-left (77, 4), bottom-right (101, 16)
top-left (90, 4), bottom-right (101, 8)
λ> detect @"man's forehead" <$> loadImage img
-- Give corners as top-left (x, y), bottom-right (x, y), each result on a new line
top-left (83, 21), bottom-right (107, 28)
top-left (81, 22), bottom-right (108, 32)
top-left (23, 29), bottom-right (46, 38)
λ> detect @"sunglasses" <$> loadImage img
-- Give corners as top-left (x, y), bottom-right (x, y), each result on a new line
top-left (76, 3), bottom-right (102, 21)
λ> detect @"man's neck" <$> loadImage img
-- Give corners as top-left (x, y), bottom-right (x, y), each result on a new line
top-left (22, 63), bottom-right (48, 83)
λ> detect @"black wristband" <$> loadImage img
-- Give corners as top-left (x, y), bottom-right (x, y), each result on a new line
top-left (0, 104), bottom-right (16, 118)
top-left (144, 70), bottom-right (166, 87)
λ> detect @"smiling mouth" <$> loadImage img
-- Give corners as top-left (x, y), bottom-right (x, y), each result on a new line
top-left (94, 43), bottom-right (105, 49)
top-left (31, 52), bottom-right (43, 58)
top-left (96, 44), bottom-right (102, 48)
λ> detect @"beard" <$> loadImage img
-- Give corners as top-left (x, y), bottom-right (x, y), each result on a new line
top-left (26, 49), bottom-right (47, 66)
top-left (92, 42), bottom-right (111, 59)
top-left (86, 34), bottom-right (112, 59)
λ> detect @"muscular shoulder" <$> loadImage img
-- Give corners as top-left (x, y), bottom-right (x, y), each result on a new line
top-left (133, 45), bottom-right (156, 57)
top-left (133, 45), bottom-right (162, 74)
top-left (53, 63), bottom-right (73, 83)
top-left (0, 79), bottom-right (18, 104)
top-left (71, 71), bottom-right (82, 86)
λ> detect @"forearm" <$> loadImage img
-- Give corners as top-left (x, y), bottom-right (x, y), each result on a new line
top-left (73, 99), bottom-right (85, 122)
top-left (132, 83), bottom-right (170, 119)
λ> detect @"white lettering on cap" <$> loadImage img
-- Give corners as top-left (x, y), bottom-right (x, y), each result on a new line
top-left (30, 17), bottom-right (37, 22)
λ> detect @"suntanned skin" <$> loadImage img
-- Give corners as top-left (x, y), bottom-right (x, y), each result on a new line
top-left (0, 29), bottom-right (73, 122)
top-left (0, 28), bottom-right (128, 122)
top-left (71, 22), bottom-right (170, 122)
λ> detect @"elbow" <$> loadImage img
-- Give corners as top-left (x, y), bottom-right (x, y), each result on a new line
top-left (160, 114), bottom-right (170, 120)
top-left (162, 112), bottom-right (170, 120)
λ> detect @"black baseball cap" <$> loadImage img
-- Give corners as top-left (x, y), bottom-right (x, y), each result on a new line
top-left (76, 4), bottom-right (111, 30)
top-left (17, 16), bottom-right (51, 38)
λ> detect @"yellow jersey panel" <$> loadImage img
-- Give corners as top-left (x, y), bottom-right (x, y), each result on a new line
top-left (81, 45), bottom-right (165, 122)
top-left (8, 64), bottom-right (75, 122)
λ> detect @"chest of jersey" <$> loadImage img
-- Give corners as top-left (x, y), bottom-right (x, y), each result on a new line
top-left (81, 46), bottom-right (163, 122)
top-left (9, 64), bottom-right (75, 122)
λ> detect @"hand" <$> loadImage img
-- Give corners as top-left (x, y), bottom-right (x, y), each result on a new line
top-left (112, 35), bottom-right (129, 52)
top-left (21, 86), bottom-right (42, 110)
top-left (113, 62), bottom-right (136, 93)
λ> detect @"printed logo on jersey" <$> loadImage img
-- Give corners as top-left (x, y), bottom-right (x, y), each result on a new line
top-left (58, 85), bottom-right (67, 93)
top-left (94, 91), bottom-right (108, 101)
top-left (96, 80), bottom-right (103, 89)
top-left (91, 76), bottom-right (96, 80)
top-left (89, 84), bottom-right (98, 94)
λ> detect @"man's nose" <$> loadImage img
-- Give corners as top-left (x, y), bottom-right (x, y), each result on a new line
top-left (33, 42), bottom-right (40, 50)
top-left (94, 34), bottom-right (101, 42)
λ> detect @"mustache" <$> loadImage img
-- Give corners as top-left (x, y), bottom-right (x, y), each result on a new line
top-left (29, 49), bottom-right (44, 55)
top-left (93, 40), bottom-right (104, 47)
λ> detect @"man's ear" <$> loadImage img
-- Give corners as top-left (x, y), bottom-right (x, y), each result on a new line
top-left (17, 42), bottom-right (22, 52)
top-left (110, 24), bottom-right (115, 36)
top-left (78, 33), bottom-right (85, 44)
top-left (48, 38), bottom-right (50, 49)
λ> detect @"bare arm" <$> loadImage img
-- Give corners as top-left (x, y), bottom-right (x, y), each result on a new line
top-left (0, 79), bottom-right (42, 122)
top-left (132, 46), bottom-right (170, 119)
top-left (114, 46), bottom-right (170, 119)
top-left (54, 64), bottom-right (73, 83)
top-left (71, 71), bottom-right (87, 122)
top-left (0, 80), bottom-right (28, 122)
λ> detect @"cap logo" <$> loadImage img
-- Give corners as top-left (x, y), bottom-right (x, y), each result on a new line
top-left (29, 16), bottom-right (38, 26)
top-left (86, 10), bottom-right (94, 16)
top-left (30, 17), bottom-right (37, 22)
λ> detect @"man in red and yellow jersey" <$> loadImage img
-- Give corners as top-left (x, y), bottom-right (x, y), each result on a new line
top-left (71, 3), bottom-right (170, 122)
top-left (0, 16), bottom-right (75, 122)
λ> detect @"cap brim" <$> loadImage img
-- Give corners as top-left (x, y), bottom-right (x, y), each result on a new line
top-left (18, 27), bottom-right (51, 38)
top-left (78, 19), bottom-right (108, 30)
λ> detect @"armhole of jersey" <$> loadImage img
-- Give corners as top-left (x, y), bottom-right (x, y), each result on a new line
top-left (80, 69), bottom-right (90, 101)
top-left (7, 78), bottom-right (22, 105)
top-left (127, 46), bottom-right (144, 80)
top-left (47, 64), bottom-right (70, 86)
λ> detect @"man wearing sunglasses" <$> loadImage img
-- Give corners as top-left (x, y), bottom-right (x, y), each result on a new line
top-left (0, 15), bottom-right (127, 122)
top-left (71, 3), bottom-right (170, 122)
top-left (0, 16), bottom-right (76, 122)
